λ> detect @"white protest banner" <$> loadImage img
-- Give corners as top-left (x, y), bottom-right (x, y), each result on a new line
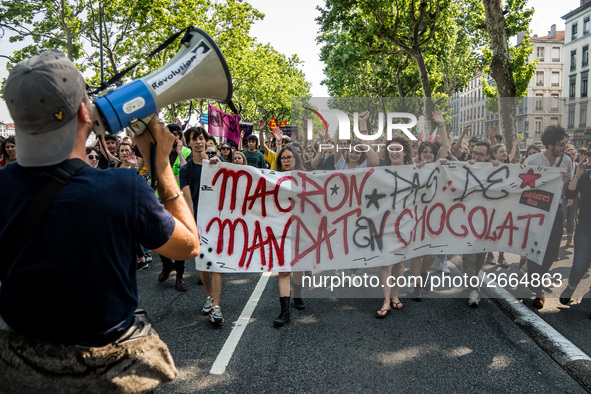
top-left (196, 162), bottom-right (563, 273)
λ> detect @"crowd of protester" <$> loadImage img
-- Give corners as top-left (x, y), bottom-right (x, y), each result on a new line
top-left (3, 113), bottom-right (589, 326)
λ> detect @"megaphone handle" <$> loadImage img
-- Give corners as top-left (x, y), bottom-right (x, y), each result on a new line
top-left (129, 115), bottom-right (152, 135)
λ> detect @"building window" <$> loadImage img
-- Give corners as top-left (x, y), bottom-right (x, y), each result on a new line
top-left (573, 23), bottom-right (578, 40)
top-left (535, 94), bottom-right (544, 111)
top-left (551, 94), bottom-right (560, 111)
top-left (580, 106), bottom-right (587, 126)
top-left (582, 72), bottom-right (588, 97)
top-left (535, 117), bottom-right (543, 134)
top-left (568, 106), bottom-right (576, 128)
top-left (570, 75), bottom-right (577, 97)
top-left (552, 47), bottom-right (561, 62)
top-left (585, 17), bottom-right (590, 35)
top-left (536, 71), bottom-right (544, 86)
top-left (571, 50), bottom-right (577, 71)
top-left (584, 46), bottom-right (589, 67)
top-left (551, 71), bottom-right (560, 87)
top-left (537, 47), bottom-right (545, 61)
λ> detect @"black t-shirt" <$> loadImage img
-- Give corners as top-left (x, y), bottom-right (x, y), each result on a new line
top-left (98, 152), bottom-right (118, 169)
top-left (0, 164), bottom-right (175, 346)
top-left (179, 161), bottom-right (203, 219)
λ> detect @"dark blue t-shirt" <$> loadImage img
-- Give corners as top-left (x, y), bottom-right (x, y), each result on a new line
top-left (179, 161), bottom-right (202, 219)
top-left (0, 163), bottom-right (175, 346)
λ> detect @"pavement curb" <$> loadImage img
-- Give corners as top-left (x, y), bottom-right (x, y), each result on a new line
top-left (482, 281), bottom-right (591, 393)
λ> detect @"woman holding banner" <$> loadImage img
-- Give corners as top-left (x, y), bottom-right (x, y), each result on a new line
top-left (483, 143), bottom-right (515, 268)
top-left (273, 145), bottom-right (306, 327)
top-left (408, 111), bottom-right (450, 302)
top-left (376, 136), bottom-right (415, 318)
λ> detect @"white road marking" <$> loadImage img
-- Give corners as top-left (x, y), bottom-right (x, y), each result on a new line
top-left (209, 272), bottom-right (272, 375)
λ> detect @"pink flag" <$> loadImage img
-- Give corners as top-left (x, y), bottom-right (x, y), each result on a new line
top-left (208, 104), bottom-right (240, 144)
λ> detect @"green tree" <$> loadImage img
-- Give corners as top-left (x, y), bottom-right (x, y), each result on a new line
top-left (1, 0), bottom-right (310, 126)
top-left (436, 0), bottom-right (486, 96)
top-left (317, 0), bottom-right (478, 133)
top-left (0, 0), bottom-right (89, 62)
top-left (231, 43), bottom-right (310, 124)
top-left (478, 0), bottom-right (536, 156)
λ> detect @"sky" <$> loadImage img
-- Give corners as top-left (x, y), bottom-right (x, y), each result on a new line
top-left (0, 0), bottom-right (582, 123)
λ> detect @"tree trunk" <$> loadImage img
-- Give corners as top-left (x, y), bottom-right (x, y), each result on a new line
top-left (60, 0), bottom-right (74, 60)
top-left (412, 50), bottom-right (435, 134)
top-left (482, 0), bottom-right (518, 159)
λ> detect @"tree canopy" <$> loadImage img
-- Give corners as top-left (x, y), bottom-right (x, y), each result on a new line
top-left (317, 0), bottom-right (535, 138)
top-left (0, 0), bottom-right (311, 124)
top-left (317, 0), bottom-right (487, 132)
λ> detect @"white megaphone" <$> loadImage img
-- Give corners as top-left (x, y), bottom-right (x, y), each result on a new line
top-left (92, 27), bottom-right (232, 135)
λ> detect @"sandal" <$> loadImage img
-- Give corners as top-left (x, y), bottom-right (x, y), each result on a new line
top-left (375, 307), bottom-right (390, 319)
top-left (390, 300), bottom-right (404, 310)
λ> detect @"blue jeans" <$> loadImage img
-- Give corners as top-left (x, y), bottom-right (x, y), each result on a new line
top-left (567, 219), bottom-right (591, 288)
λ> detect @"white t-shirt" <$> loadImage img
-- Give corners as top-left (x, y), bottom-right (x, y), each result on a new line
top-left (524, 152), bottom-right (572, 174)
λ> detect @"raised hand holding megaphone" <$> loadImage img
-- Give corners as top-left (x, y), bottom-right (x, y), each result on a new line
top-left (92, 27), bottom-right (233, 136)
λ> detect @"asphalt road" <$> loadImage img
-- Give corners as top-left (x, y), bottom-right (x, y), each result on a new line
top-left (136, 238), bottom-right (590, 393)
top-left (1, 237), bottom-right (588, 393)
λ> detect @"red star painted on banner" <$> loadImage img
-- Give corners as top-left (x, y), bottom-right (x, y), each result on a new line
top-left (519, 168), bottom-right (542, 189)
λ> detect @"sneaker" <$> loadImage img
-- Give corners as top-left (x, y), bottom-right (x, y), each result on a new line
top-left (468, 290), bottom-right (480, 307)
top-left (202, 296), bottom-right (214, 315)
top-left (209, 305), bottom-right (224, 323)
top-left (439, 260), bottom-right (451, 274)
top-left (350, 274), bottom-right (362, 286)
top-left (137, 260), bottom-right (149, 271)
